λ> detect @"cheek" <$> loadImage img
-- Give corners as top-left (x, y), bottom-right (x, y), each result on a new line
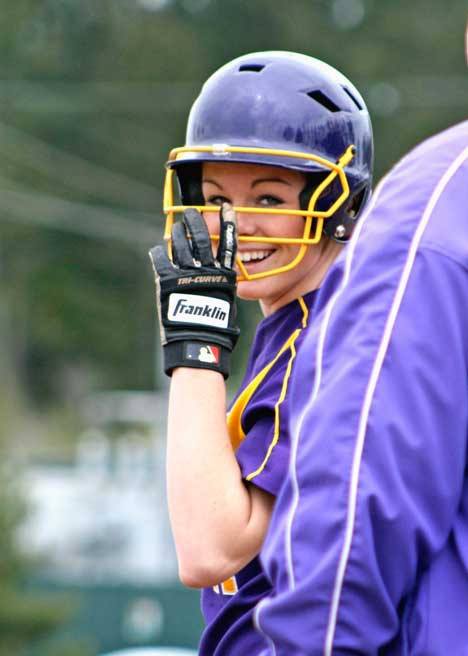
top-left (273, 216), bottom-right (307, 242)
top-left (292, 218), bottom-right (307, 240)
top-left (299, 243), bottom-right (323, 271)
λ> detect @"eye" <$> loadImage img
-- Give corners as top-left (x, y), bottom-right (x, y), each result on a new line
top-left (206, 194), bottom-right (230, 206)
top-left (257, 194), bottom-right (284, 207)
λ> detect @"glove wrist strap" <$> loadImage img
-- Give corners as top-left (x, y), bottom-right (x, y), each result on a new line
top-left (164, 340), bottom-right (231, 379)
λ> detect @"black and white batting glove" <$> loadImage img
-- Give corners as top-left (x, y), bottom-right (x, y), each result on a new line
top-left (149, 204), bottom-right (239, 379)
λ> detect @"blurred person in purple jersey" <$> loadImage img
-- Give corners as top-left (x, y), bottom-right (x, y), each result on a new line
top-left (255, 23), bottom-right (468, 656)
top-left (149, 51), bottom-right (373, 655)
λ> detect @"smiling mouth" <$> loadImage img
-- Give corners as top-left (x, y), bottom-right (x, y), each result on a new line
top-left (238, 249), bottom-right (275, 264)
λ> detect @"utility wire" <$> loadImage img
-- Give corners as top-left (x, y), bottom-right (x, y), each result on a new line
top-left (0, 80), bottom-right (198, 115)
top-left (0, 121), bottom-right (160, 211)
top-left (0, 178), bottom-right (161, 250)
top-left (79, 118), bottom-right (167, 171)
top-left (1, 78), bottom-right (467, 112)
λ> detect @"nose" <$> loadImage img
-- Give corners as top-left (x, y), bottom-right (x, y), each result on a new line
top-left (235, 208), bottom-right (258, 236)
top-left (202, 201), bottom-right (259, 237)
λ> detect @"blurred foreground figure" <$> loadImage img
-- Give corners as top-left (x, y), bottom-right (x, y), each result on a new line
top-left (256, 26), bottom-right (468, 656)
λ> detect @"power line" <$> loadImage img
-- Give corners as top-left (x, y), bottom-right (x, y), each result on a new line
top-left (79, 118), bottom-right (166, 171)
top-left (1, 77), bottom-right (466, 113)
top-left (0, 121), bottom-right (160, 211)
top-left (0, 179), bottom-right (161, 250)
top-left (0, 80), bottom-right (198, 115)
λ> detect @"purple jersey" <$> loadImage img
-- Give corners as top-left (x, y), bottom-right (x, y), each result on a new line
top-left (198, 290), bottom-right (318, 656)
top-left (256, 121), bottom-right (468, 655)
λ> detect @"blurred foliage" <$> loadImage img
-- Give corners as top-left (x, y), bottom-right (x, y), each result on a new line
top-left (0, 0), bottom-right (467, 411)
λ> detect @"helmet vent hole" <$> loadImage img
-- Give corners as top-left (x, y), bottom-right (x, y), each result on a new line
top-left (306, 90), bottom-right (341, 113)
top-left (342, 86), bottom-right (363, 110)
top-left (238, 64), bottom-right (265, 72)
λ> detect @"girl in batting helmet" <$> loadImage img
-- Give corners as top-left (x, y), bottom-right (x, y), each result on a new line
top-left (150, 50), bottom-right (373, 655)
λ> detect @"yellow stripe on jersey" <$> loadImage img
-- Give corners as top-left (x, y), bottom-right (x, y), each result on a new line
top-left (227, 297), bottom-right (309, 456)
top-left (245, 336), bottom-right (299, 481)
top-left (298, 296), bottom-right (309, 328)
top-left (227, 330), bottom-right (299, 451)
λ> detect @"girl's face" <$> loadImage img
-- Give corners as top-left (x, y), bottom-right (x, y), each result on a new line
top-left (202, 161), bottom-right (341, 316)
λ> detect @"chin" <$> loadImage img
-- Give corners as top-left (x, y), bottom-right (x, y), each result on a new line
top-left (237, 281), bottom-right (262, 301)
top-left (236, 278), bottom-right (272, 302)
top-left (237, 270), bottom-right (289, 305)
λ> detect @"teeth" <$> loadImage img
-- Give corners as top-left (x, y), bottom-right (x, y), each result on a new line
top-left (239, 250), bottom-right (273, 263)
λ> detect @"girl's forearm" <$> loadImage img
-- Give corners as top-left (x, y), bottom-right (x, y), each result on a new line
top-left (166, 367), bottom-right (271, 586)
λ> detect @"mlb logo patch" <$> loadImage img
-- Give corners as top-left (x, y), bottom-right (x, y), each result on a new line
top-left (185, 343), bottom-right (220, 364)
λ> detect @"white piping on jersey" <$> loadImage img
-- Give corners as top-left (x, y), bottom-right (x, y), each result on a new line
top-left (253, 598), bottom-right (277, 656)
top-left (255, 143), bottom-right (468, 656)
top-left (282, 176), bottom-right (387, 592)
top-left (321, 145), bottom-right (468, 656)
top-left (254, 176), bottom-right (386, 638)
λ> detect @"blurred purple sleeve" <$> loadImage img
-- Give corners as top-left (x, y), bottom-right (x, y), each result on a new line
top-left (255, 127), bottom-right (468, 655)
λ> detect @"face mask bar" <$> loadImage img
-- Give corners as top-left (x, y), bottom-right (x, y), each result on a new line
top-left (163, 144), bottom-right (355, 281)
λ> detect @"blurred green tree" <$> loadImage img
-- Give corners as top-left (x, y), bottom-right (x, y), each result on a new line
top-left (0, 0), bottom-right (467, 410)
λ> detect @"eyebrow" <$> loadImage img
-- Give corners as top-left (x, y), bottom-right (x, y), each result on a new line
top-left (251, 177), bottom-right (292, 188)
top-left (201, 177), bottom-right (293, 189)
top-left (202, 178), bottom-right (223, 189)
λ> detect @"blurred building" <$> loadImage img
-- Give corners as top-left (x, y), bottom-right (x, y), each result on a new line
top-left (21, 391), bottom-right (176, 583)
top-left (18, 392), bottom-right (203, 653)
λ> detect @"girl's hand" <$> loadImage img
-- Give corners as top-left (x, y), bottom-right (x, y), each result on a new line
top-left (149, 204), bottom-right (239, 379)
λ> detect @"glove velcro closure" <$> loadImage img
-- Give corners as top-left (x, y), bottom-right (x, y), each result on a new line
top-left (163, 340), bottom-right (232, 379)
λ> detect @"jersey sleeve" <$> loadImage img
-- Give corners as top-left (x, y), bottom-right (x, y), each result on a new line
top-left (234, 351), bottom-right (298, 497)
top-left (257, 247), bottom-right (468, 654)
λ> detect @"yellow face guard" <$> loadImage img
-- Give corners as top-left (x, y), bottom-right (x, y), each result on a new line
top-left (163, 144), bottom-right (355, 281)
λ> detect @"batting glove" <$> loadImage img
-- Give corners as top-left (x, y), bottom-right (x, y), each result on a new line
top-left (149, 204), bottom-right (239, 379)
